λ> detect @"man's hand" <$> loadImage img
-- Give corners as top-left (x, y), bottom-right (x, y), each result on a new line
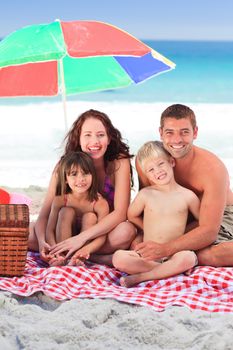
top-left (134, 240), bottom-right (168, 261)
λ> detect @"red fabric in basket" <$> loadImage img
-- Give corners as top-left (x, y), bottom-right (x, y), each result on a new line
top-left (0, 251), bottom-right (233, 312)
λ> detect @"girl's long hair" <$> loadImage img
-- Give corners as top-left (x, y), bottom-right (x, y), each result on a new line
top-left (56, 152), bottom-right (98, 202)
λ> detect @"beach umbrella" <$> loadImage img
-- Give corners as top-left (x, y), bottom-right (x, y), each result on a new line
top-left (0, 20), bottom-right (175, 130)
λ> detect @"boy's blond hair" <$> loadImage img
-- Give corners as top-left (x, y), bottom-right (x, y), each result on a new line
top-left (137, 141), bottom-right (171, 173)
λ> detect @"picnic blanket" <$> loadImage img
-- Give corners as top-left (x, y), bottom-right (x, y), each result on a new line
top-left (0, 251), bottom-right (233, 312)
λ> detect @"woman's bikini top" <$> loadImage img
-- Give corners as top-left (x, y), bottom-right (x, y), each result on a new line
top-left (103, 175), bottom-right (115, 211)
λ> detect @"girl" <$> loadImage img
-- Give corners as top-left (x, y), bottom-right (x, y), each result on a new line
top-left (46, 151), bottom-right (109, 266)
top-left (29, 109), bottom-right (136, 265)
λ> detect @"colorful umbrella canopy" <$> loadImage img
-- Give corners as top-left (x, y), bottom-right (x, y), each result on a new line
top-left (0, 20), bottom-right (175, 128)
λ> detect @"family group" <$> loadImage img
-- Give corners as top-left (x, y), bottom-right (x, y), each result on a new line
top-left (28, 104), bottom-right (233, 287)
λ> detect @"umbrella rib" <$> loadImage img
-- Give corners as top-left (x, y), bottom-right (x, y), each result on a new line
top-left (59, 59), bottom-right (68, 131)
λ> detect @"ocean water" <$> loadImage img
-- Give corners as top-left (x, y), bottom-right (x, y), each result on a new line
top-left (0, 40), bottom-right (233, 188)
top-left (79, 40), bottom-right (233, 104)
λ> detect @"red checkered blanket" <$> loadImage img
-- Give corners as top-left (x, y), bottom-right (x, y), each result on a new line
top-left (1, 251), bottom-right (233, 312)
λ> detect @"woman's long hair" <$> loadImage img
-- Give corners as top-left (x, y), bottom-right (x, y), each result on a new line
top-left (62, 109), bottom-right (134, 185)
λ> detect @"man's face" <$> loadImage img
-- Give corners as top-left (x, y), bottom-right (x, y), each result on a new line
top-left (159, 117), bottom-right (198, 159)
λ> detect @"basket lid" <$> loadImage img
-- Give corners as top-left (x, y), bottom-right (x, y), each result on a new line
top-left (0, 204), bottom-right (29, 228)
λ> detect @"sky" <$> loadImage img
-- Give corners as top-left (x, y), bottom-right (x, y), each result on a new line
top-left (1, 0), bottom-right (233, 41)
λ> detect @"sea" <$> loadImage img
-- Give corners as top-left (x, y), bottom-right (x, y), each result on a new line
top-left (0, 40), bottom-right (233, 188)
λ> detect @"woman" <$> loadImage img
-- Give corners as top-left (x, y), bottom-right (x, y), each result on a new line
top-left (28, 109), bottom-right (136, 265)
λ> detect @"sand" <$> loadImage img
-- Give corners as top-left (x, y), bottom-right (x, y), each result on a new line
top-left (0, 187), bottom-right (233, 349)
top-left (1, 292), bottom-right (233, 350)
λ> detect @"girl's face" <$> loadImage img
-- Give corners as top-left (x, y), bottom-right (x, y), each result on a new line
top-left (79, 117), bottom-right (110, 160)
top-left (66, 165), bottom-right (92, 195)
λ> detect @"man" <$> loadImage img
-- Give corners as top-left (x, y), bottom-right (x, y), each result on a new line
top-left (135, 104), bottom-right (233, 267)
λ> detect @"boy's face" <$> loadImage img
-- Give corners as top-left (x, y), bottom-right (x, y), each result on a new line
top-left (143, 156), bottom-right (174, 186)
top-left (159, 117), bottom-right (198, 159)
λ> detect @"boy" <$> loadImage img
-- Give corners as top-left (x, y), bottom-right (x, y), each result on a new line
top-left (112, 141), bottom-right (200, 287)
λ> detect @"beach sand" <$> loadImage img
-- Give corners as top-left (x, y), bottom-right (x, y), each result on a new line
top-left (1, 187), bottom-right (233, 350)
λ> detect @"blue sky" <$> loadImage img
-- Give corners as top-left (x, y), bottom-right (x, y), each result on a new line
top-left (1, 0), bottom-right (233, 40)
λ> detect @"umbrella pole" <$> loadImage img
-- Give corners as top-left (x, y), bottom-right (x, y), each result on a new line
top-left (59, 59), bottom-right (68, 132)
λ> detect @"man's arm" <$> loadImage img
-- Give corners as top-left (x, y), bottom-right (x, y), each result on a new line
top-left (187, 190), bottom-right (200, 220)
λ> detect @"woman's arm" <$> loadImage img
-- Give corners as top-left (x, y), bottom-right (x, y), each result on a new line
top-left (69, 235), bottom-right (107, 265)
top-left (34, 168), bottom-right (58, 250)
top-left (94, 196), bottom-right (109, 221)
top-left (45, 197), bottom-right (63, 246)
top-left (50, 157), bottom-right (131, 257)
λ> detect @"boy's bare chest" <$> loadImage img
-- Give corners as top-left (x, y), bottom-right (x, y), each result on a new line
top-left (146, 191), bottom-right (187, 215)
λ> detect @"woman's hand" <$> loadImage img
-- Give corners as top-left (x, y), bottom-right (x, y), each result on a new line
top-left (50, 234), bottom-right (87, 258)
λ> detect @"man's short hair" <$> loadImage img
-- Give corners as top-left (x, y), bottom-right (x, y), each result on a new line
top-left (160, 104), bottom-right (197, 129)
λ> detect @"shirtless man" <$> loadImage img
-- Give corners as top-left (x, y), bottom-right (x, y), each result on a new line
top-left (135, 104), bottom-right (233, 267)
top-left (112, 141), bottom-right (200, 287)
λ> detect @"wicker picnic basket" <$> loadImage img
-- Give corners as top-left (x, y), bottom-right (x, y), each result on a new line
top-left (0, 204), bottom-right (29, 276)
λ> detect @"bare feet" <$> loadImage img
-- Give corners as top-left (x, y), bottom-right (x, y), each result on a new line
top-left (120, 275), bottom-right (141, 288)
top-left (184, 267), bottom-right (194, 276)
top-left (49, 255), bottom-right (66, 267)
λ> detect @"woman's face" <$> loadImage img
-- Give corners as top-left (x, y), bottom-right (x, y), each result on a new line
top-left (80, 118), bottom-right (110, 160)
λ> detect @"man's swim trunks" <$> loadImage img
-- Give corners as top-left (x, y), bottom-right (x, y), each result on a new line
top-left (215, 205), bottom-right (233, 243)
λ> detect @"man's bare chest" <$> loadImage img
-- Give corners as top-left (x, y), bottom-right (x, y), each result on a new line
top-left (174, 170), bottom-right (203, 198)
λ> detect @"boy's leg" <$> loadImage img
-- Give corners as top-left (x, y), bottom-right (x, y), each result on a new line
top-left (112, 249), bottom-right (158, 274)
top-left (121, 250), bottom-right (197, 288)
